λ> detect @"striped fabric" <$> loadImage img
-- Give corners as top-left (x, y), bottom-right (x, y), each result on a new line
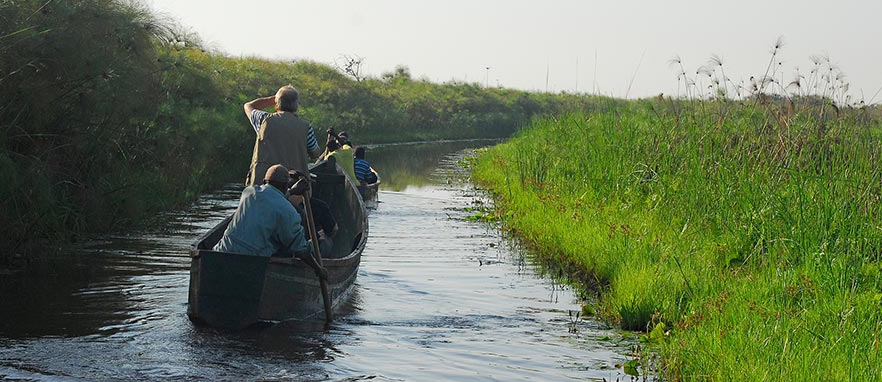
top-left (354, 157), bottom-right (376, 184)
top-left (250, 109), bottom-right (319, 152)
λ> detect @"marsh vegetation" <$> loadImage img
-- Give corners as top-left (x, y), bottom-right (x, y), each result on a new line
top-left (5, 0), bottom-right (881, 378)
top-left (473, 45), bottom-right (882, 379)
top-left (0, 0), bottom-right (600, 261)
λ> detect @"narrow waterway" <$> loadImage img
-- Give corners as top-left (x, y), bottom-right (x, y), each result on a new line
top-left (0, 141), bottom-right (636, 381)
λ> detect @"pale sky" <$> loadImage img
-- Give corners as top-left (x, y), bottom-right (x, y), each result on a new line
top-left (146, 0), bottom-right (882, 102)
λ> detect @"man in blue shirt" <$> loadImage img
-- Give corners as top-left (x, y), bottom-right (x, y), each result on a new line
top-left (214, 165), bottom-right (324, 276)
top-left (354, 146), bottom-right (378, 185)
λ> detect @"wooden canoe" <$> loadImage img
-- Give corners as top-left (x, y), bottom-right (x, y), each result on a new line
top-left (359, 180), bottom-right (381, 210)
top-left (187, 159), bottom-right (368, 329)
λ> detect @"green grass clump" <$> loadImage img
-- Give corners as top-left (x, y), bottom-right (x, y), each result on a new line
top-left (473, 94), bottom-right (882, 379)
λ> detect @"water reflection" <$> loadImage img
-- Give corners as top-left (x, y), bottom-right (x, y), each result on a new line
top-left (364, 139), bottom-right (499, 191)
top-left (0, 140), bottom-right (636, 381)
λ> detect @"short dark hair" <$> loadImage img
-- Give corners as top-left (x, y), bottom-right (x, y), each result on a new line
top-left (355, 146), bottom-right (366, 159)
top-left (338, 131), bottom-right (351, 146)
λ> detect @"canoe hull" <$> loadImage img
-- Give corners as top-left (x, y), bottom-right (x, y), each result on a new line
top-left (359, 181), bottom-right (380, 210)
top-left (187, 159), bottom-right (367, 329)
top-left (188, 247), bottom-right (361, 328)
top-left (187, 250), bottom-right (269, 329)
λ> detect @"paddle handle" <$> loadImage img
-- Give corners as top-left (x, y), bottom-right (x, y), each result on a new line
top-left (303, 189), bottom-right (333, 323)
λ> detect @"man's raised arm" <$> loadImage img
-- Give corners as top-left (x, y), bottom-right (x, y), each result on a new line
top-left (243, 96), bottom-right (276, 118)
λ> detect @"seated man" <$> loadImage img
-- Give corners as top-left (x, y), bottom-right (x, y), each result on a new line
top-left (337, 131), bottom-right (351, 145)
top-left (214, 164), bottom-right (324, 274)
top-left (319, 129), bottom-right (356, 182)
top-left (353, 146), bottom-right (379, 185)
top-left (288, 193), bottom-right (338, 256)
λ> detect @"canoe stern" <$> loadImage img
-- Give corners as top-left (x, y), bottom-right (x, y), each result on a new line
top-left (187, 250), bottom-right (270, 329)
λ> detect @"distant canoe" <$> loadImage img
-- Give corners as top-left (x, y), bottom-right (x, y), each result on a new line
top-left (359, 180), bottom-right (380, 210)
top-left (187, 159), bottom-right (368, 329)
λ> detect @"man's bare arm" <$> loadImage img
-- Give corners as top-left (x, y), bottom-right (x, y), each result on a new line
top-left (243, 96), bottom-right (276, 117)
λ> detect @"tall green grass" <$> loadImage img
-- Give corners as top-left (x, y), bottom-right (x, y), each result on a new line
top-left (473, 81), bottom-right (882, 378)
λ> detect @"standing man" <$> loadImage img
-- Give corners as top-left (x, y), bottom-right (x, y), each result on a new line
top-left (244, 85), bottom-right (322, 186)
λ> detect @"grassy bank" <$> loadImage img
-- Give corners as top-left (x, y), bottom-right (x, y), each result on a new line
top-left (0, 0), bottom-right (602, 263)
top-left (473, 96), bottom-right (882, 378)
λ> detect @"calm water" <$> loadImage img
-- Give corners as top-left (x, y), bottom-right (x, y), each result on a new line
top-left (0, 141), bottom-right (637, 381)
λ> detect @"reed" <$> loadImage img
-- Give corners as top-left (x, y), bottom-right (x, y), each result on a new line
top-left (473, 43), bottom-right (882, 379)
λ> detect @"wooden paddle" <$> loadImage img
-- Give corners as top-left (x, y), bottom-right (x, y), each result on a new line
top-left (301, 186), bottom-right (333, 323)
